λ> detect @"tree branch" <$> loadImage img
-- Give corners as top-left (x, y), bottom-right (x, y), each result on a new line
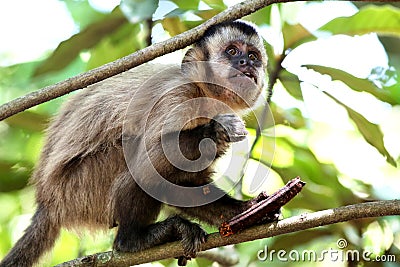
top-left (0, 0), bottom-right (297, 121)
top-left (0, 0), bottom-right (383, 121)
top-left (249, 53), bottom-right (286, 153)
top-left (55, 200), bottom-right (400, 267)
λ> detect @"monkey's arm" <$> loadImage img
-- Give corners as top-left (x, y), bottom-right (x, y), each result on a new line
top-left (162, 113), bottom-right (248, 162)
top-left (111, 114), bottom-right (248, 254)
top-left (167, 114), bottom-right (258, 223)
top-left (172, 114), bottom-right (279, 226)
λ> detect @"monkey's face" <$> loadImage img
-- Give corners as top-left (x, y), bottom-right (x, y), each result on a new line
top-left (183, 42), bottom-right (266, 111)
top-left (182, 21), bottom-right (267, 111)
top-left (224, 42), bottom-right (262, 85)
top-left (208, 43), bottom-right (265, 110)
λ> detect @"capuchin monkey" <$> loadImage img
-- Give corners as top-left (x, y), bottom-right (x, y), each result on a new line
top-left (0, 20), bottom-right (271, 266)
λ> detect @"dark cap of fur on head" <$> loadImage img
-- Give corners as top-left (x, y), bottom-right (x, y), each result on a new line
top-left (199, 20), bottom-right (260, 45)
top-left (182, 19), bottom-right (267, 66)
top-left (190, 20), bottom-right (267, 67)
top-left (198, 20), bottom-right (260, 46)
top-left (197, 20), bottom-right (263, 50)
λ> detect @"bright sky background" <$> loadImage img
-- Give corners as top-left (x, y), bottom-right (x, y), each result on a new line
top-left (0, 0), bottom-right (74, 65)
top-left (0, 0), bottom-right (398, 197)
top-left (0, 0), bottom-right (118, 65)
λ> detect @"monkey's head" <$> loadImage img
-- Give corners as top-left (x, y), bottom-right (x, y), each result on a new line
top-left (183, 20), bottom-right (267, 111)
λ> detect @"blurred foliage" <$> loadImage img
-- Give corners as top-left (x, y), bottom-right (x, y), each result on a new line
top-left (0, 1), bottom-right (399, 266)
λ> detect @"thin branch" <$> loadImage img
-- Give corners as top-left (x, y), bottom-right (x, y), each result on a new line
top-left (0, 0), bottom-right (298, 121)
top-left (55, 200), bottom-right (400, 267)
top-left (249, 53), bottom-right (286, 153)
top-left (144, 18), bottom-right (153, 47)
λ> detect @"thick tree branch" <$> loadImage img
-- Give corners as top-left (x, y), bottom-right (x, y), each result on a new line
top-left (56, 200), bottom-right (400, 267)
top-left (0, 0), bottom-right (385, 121)
top-left (0, 0), bottom-right (297, 121)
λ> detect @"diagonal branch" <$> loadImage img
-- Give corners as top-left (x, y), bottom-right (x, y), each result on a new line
top-left (0, 0), bottom-right (382, 121)
top-left (0, 0), bottom-right (298, 121)
top-left (55, 200), bottom-right (400, 267)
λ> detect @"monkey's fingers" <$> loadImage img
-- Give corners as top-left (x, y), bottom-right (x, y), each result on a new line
top-left (229, 133), bottom-right (248, 142)
top-left (212, 114), bottom-right (248, 142)
top-left (181, 227), bottom-right (207, 258)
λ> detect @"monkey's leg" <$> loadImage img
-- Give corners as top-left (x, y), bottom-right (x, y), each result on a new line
top-left (111, 172), bottom-right (207, 257)
top-left (114, 215), bottom-right (207, 257)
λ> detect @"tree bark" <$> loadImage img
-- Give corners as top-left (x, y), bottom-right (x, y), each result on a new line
top-left (55, 200), bottom-right (400, 267)
top-left (0, 0), bottom-right (295, 121)
top-left (0, 0), bottom-right (385, 121)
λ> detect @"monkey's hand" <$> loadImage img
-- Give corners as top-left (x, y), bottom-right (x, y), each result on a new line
top-left (211, 114), bottom-right (248, 143)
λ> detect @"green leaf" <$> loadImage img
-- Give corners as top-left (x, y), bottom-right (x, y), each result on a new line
top-left (244, 6), bottom-right (272, 25)
top-left (86, 23), bottom-right (142, 70)
top-left (170, 0), bottom-right (199, 10)
top-left (0, 62), bottom-right (39, 100)
top-left (33, 8), bottom-right (128, 76)
top-left (264, 40), bottom-right (276, 72)
top-left (162, 17), bottom-right (188, 36)
top-left (279, 69), bottom-right (303, 101)
top-left (251, 134), bottom-right (276, 167)
top-left (201, 0), bottom-right (226, 10)
top-left (63, 0), bottom-right (108, 29)
top-left (319, 5), bottom-right (400, 37)
top-left (162, 8), bottom-right (187, 18)
top-left (324, 92), bottom-right (397, 167)
top-left (282, 23), bottom-right (316, 50)
top-left (273, 106), bottom-right (306, 129)
top-left (304, 65), bottom-right (400, 105)
top-left (194, 9), bottom-right (220, 20)
top-left (4, 111), bottom-right (49, 132)
top-left (0, 161), bottom-right (31, 192)
top-left (0, 174), bottom-right (28, 192)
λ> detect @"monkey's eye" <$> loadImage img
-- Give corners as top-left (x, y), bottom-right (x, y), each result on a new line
top-left (226, 47), bottom-right (239, 56)
top-left (248, 52), bottom-right (258, 61)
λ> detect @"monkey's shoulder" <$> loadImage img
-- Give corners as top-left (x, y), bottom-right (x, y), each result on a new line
top-left (45, 63), bottom-right (187, 153)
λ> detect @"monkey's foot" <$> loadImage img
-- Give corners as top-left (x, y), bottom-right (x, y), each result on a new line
top-left (166, 216), bottom-right (207, 266)
top-left (172, 216), bottom-right (207, 258)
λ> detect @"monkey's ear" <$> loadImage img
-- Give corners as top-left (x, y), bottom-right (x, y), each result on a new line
top-left (181, 47), bottom-right (206, 79)
top-left (182, 47), bottom-right (204, 63)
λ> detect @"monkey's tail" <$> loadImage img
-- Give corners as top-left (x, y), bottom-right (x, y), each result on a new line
top-left (0, 204), bottom-right (60, 267)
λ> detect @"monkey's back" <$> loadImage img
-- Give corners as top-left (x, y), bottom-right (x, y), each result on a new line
top-left (32, 63), bottom-right (181, 230)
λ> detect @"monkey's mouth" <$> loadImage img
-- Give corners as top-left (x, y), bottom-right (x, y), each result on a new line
top-left (231, 72), bottom-right (257, 84)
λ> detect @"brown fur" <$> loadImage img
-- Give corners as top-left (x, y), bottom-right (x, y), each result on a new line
top-left (0, 20), bottom-right (267, 267)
